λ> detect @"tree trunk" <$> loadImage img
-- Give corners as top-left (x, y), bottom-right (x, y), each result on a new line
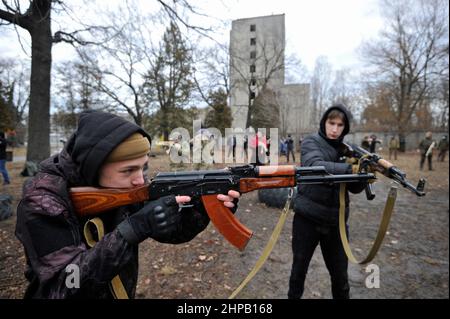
top-left (161, 106), bottom-right (169, 141)
top-left (27, 14), bottom-right (52, 162)
top-left (245, 83), bottom-right (253, 128)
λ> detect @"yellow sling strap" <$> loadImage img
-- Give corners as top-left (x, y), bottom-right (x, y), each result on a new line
top-left (338, 183), bottom-right (397, 264)
top-left (83, 218), bottom-right (129, 299)
top-left (229, 188), bottom-right (294, 299)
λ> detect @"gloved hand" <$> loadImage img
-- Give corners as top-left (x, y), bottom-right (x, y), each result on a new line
top-left (117, 195), bottom-right (181, 245)
top-left (351, 158), bottom-right (377, 174)
top-left (360, 158), bottom-right (378, 173)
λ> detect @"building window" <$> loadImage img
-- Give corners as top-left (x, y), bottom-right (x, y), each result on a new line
top-left (250, 38), bottom-right (256, 46)
top-left (250, 51), bottom-right (256, 59)
top-left (250, 24), bottom-right (256, 32)
top-left (250, 65), bottom-right (256, 73)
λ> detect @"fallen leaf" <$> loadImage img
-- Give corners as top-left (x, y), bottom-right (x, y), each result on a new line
top-left (159, 265), bottom-right (177, 275)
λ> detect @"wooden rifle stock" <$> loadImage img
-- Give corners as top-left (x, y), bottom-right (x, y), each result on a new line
top-left (70, 185), bottom-right (150, 218)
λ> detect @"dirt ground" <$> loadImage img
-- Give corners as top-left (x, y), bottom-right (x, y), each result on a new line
top-left (0, 148), bottom-right (448, 299)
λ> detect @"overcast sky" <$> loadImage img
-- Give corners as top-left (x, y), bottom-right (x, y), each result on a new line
top-left (0, 0), bottom-right (384, 72)
top-left (202, 0), bottom-right (383, 71)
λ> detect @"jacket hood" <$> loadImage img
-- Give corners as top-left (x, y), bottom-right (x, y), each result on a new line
top-left (318, 104), bottom-right (352, 144)
top-left (70, 110), bottom-right (152, 186)
top-left (58, 110), bottom-right (152, 186)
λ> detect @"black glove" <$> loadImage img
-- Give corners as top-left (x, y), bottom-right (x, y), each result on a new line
top-left (151, 195), bottom-right (239, 244)
top-left (117, 195), bottom-right (181, 244)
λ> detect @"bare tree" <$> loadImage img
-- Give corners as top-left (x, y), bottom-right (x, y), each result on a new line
top-left (329, 69), bottom-right (352, 107)
top-left (0, 58), bottom-right (30, 130)
top-left (229, 36), bottom-right (285, 128)
top-left (360, 0), bottom-right (449, 138)
top-left (311, 56), bottom-right (333, 125)
top-left (361, 83), bottom-right (401, 132)
top-left (0, 0), bottom-right (120, 161)
top-left (435, 74), bottom-right (449, 129)
top-left (75, 8), bottom-right (151, 127)
top-left (0, 0), bottom-right (213, 162)
top-left (54, 61), bottom-right (103, 112)
top-left (193, 42), bottom-right (232, 107)
top-left (52, 60), bottom-right (104, 136)
top-left (0, 0), bottom-right (53, 162)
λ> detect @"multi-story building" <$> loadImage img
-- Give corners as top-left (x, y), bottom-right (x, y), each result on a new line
top-left (229, 14), bottom-right (312, 139)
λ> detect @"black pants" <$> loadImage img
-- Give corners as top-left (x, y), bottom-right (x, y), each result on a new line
top-left (288, 214), bottom-right (350, 299)
top-left (420, 154), bottom-right (432, 170)
top-left (287, 149), bottom-right (295, 163)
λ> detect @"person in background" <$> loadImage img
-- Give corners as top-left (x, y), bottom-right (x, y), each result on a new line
top-left (437, 135), bottom-right (448, 162)
top-left (418, 131), bottom-right (436, 171)
top-left (388, 135), bottom-right (400, 160)
top-left (369, 134), bottom-right (381, 153)
top-left (0, 131), bottom-right (11, 185)
top-left (361, 136), bottom-right (370, 151)
top-left (227, 135), bottom-right (237, 161)
top-left (286, 134), bottom-right (296, 163)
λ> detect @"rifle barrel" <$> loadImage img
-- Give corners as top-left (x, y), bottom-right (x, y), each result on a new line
top-left (297, 173), bottom-right (376, 184)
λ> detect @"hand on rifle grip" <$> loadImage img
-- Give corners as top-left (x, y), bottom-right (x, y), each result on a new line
top-left (217, 190), bottom-right (240, 210)
top-left (351, 164), bottom-right (360, 174)
top-left (117, 195), bottom-right (181, 244)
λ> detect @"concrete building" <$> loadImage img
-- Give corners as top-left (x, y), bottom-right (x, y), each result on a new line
top-left (229, 14), bottom-right (312, 139)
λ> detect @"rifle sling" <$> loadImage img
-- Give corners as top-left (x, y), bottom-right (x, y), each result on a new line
top-left (229, 188), bottom-right (293, 299)
top-left (339, 183), bottom-right (397, 264)
top-left (83, 218), bottom-right (129, 299)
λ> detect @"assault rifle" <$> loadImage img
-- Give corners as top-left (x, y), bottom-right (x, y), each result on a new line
top-left (70, 165), bottom-right (375, 250)
top-left (343, 143), bottom-right (426, 199)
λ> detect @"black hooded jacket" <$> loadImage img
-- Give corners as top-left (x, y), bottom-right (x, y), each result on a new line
top-left (15, 111), bottom-right (210, 298)
top-left (293, 104), bottom-right (366, 225)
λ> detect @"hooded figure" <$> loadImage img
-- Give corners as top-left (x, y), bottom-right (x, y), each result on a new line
top-left (293, 104), bottom-right (362, 225)
top-left (288, 104), bottom-right (367, 299)
top-left (15, 111), bottom-right (212, 298)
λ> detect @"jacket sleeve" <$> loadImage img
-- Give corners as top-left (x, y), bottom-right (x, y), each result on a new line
top-left (301, 137), bottom-right (351, 174)
top-left (16, 194), bottom-right (134, 298)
